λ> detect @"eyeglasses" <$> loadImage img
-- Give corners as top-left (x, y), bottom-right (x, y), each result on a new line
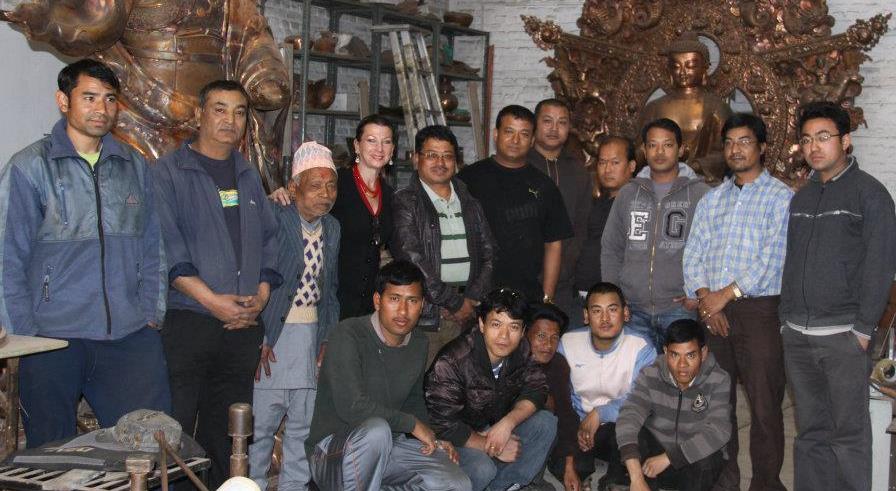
top-left (723, 138), bottom-right (757, 148)
top-left (419, 151), bottom-right (456, 163)
top-left (799, 132), bottom-right (841, 147)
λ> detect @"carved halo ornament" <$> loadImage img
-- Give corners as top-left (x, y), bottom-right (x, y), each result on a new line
top-left (523, 1), bottom-right (890, 182)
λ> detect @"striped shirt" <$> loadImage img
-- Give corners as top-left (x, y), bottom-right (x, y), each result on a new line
top-left (421, 181), bottom-right (470, 285)
top-left (683, 170), bottom-right (793, 297)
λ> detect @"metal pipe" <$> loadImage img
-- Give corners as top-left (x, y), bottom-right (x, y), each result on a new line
top-left (228, 403), bottom-right (253, 478)
top-left (154, 431), bottom-right (210, 491)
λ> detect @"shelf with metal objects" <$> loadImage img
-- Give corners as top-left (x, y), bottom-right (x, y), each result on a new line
top-left (286, 0), bottom-right (489, 162)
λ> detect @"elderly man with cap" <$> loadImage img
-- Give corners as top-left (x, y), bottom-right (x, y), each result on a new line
top-left (248, 142), bottom-right (340, 491)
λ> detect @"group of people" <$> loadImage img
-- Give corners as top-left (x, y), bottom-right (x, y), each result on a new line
top-left (0, 57), bottom-right (893, 491)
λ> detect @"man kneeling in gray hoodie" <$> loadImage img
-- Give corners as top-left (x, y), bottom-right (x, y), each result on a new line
top-left (616, 319), bottom-right (732, 491)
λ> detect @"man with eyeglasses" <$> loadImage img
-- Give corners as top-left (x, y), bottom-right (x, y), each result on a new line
top-left (392, 125), bottom-right (496, 365)
top-left (779, 101), bottom-right (896, 491)
top-left (682, 113), bottom-right (793, 490)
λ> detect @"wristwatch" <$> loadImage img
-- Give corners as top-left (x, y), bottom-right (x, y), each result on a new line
top-left (730, 282), bottom-right (744, 301)
top-left (543, 295), bottom-right (553, 304)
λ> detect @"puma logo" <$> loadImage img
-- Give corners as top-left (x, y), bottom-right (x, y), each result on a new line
top-left (528, 187), bottom-right (540, 199)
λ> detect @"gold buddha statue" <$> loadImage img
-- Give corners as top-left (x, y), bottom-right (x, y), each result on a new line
top-left (637, 32), bottom-right (733, 182)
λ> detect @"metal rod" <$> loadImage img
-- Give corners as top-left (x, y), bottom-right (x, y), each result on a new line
top-left (299, 0), bottom-right (311, 143)
top-left (154, 432), bottom-right (210, 491)
top-left (158, 432), bottom-right (169, 491)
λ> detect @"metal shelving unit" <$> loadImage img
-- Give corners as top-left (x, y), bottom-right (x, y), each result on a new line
top-left (294, 0), bottom-right (490, 160)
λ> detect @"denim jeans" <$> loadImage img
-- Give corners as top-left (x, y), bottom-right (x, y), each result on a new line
top-left (19, 327), bottom-right (171, 448)
top-left (626, 306), bottom-right (696, 353)
top-left (456, 410), bottom-right (557, 491)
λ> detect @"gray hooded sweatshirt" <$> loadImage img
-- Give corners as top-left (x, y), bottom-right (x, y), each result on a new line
top-left (601, 166), bottom-right (709, 314)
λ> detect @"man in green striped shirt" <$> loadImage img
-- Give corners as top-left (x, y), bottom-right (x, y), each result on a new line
top-left (392, 126), bottom-right (496, 365)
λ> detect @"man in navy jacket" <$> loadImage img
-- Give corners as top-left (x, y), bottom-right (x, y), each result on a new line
top-left (153, 79), bottom-right (280, 487)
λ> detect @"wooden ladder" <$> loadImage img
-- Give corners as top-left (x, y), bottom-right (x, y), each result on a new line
top-left (371, 24), bottom-right (446, 146)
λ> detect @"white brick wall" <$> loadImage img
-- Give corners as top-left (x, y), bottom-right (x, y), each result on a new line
top-left (449, 0), bottom-right (896, 193)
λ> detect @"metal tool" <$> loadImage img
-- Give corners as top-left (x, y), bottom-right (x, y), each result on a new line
top-left (228, 403), bottom-right (253, 478)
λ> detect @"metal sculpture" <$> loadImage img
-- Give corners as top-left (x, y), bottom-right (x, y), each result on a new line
top-left (0, 0), bottom-right (291, 191)
top-left (523, 0), bottom-right (890, 182)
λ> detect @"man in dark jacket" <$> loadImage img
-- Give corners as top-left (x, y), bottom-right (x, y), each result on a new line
top-left (527, 99), bottom-right (592, 321)
top-left (425, 288), bottom-right (556, 491)
top-left (525, 303), bottom-right (584, 491)
top-left (780, 101), bottom-right (896, 491)
top-left (574, 136), bottom-right (636, 299)
top-left (306, 260), bottom-right (470, 491)
top-left (392, 125), bottom-right (495, 365)
top-left (152, 79), bottom-right (281, 487)
top-left (0, 59), bottom-right (169, 447)
top-left (248, 142), bottom-right (340, 491)
top-left (616, 319), bottom-right (732, 491)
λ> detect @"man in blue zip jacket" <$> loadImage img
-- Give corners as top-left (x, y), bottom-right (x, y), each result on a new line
top-left (153, 79), bottom-right (281, 487)
top-left (0, 59), bottom-right (170, 447)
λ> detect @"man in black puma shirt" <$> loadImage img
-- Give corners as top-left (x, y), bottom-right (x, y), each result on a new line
top-left (458, 105), bottom-right (572, 305)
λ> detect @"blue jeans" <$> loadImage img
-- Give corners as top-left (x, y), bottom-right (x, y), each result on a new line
top-left (457, 410), bottom-right (557, 491)
top-left (19, 327), bottom-right (171, 447)
top-left (627, 306), bottom-right (696, 353)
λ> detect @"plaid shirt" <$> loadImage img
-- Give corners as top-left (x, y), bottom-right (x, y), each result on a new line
top-left (683, 170), bottom-right (793, 297)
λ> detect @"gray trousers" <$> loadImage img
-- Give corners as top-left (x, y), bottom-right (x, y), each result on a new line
top-left (249, 388), bottom-right (315, 491)
top-left (310, 417), bottom-right (472, 491)
top-left (782, 328), bottom-right (873, 491)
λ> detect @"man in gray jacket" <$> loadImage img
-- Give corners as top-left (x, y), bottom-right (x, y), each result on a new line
top-left (780, 101), bottom-right (896, 491)
top-left (601, 118), bottom-right (709, 351)
top-left (616, 319), bottom-right (731, 491)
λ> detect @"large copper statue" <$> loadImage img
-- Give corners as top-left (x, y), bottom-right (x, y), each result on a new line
top-left (637, 32), bottom-right (732, 182)
top-left (523, 0), bottom-right (890, 183)
top-left (0, 0), bottom-right (291, 191)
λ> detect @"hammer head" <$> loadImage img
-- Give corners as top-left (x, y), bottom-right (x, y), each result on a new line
top-left (125, 454), bottom-right (155, 474)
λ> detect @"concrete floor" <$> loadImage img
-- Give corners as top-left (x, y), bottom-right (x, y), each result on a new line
top-left (542, 385), bottom-right (796, 490)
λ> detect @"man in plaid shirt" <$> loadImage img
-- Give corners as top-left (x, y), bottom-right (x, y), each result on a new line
top-left (682, 113), bottom-right (793, 491)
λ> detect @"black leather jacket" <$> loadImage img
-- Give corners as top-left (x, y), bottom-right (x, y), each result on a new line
top-left (423, 329), bottom-right (548, 447)
top-left (391, 175), bottom-right (495, 328)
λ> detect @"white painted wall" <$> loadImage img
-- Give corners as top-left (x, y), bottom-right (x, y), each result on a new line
top-left (0, 21), bottom-right (69, 164)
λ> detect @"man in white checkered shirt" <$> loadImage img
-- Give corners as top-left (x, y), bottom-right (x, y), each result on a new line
top-left (682, 113), bottom-right (793, 491)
